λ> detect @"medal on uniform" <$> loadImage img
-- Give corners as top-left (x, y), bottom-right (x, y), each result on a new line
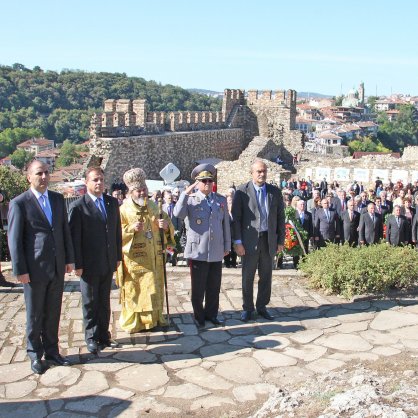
top-left (196, 218), bottom-right (202, 225)
top-left (145, 229), bottom-right (153, 239)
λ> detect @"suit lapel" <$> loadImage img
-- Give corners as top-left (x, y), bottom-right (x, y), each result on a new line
top-left (26, 190), bottom-right (50, 226)
top-left (247, 182), bottom-right (258, 215)
top-left (85, 194), bottom-right (105, 222)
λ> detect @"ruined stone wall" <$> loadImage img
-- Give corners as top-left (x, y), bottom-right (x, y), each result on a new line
top-left (87, 129), bottom-right (245, 186)
top-left (296, 147), bottom-right (418, 188)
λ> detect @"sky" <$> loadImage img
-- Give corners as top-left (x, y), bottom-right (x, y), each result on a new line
top-left (1, 0), bottom-right (417, 97)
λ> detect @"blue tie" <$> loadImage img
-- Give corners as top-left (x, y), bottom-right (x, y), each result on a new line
top-left (96, 198), bottom-right (107, 219)
top-left (40, 195), bottom-right (52, 225)
top-left (258, 188), bottom-right (267, 231)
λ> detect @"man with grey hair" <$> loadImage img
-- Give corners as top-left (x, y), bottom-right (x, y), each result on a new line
top-left (232, 159), bottom-right (285, 322)
top-left (359, 202), bottom-right (383, 245)
top-left (307, 189), bottom-right (320, 213)
top-left (386, 205), bottom-right (409, 246)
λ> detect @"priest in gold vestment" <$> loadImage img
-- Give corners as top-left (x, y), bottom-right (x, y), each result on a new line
top-left (116, 168), bottom-right (174, 333)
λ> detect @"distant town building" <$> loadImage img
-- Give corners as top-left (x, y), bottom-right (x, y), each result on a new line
top-left (17, 137), bottom-right (54, 154)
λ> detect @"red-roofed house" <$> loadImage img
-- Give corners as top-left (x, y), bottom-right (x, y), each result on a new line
top-left (17, 137), bottom-right (54, 154)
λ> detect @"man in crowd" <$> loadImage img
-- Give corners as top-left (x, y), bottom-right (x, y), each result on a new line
top-left (386, 205), bottom-right (409, 246)
top-left (117, 168), bottom-right (175, 332)
top-left (174, 164), bottom-right (230, 327)
top-left (8, 160), bottom-right (74, 374)
top-left (340, 200), bottom-right (360, 246)
top-left (231, 159), bottom-right (285, 322)
top-left (293, 199), bottom-right (313, 268)
top-left (69, 167), bottom-right (122, 354)
top-left (306, 189), bottom-right (320, 213)
top-left (162, 190), bottom-right (183, 266)
top-left (359, 202), bottom-right (383, 245)
top-left (314, 198), bottom-right (340, 247)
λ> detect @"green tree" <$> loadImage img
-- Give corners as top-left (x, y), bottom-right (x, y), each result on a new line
top-left (377, 104), bottom-right (418, 151)
top-left (348, 136), bottom-right (390, 154)
top-left (55, 139), bottom-right (80, 167)
top-left (0, 165), bottom-right (28, 200)
top-left (0, 127), bottom-right (42, 158)
top-left (10, 148), bottom-right (35, 169)
top-left (335, 95), bottom-right (343, 106)
top-left (367, 96), bottom-right (379, 112)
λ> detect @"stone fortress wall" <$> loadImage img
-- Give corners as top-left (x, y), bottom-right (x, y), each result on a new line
top-left (87, 88), bottom-right (303, 187)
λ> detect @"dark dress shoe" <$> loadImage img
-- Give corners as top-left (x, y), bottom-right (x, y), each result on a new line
top-left (257, 308), bottom-right (275, 320)
top-left (206, 317), bottom-right (225, 326)
top-left (240, 311), bottom-right (252, 322)
top-left (99, 339), bottom-right (120, 350)
top-left (45, 354), bottom-right (71, 366)
top-left (87, 341), bottom-right (98, 354)
top-left (31, 359), bottom-right (46, 374)
top-left (195, 319), bottom-right (205, 328)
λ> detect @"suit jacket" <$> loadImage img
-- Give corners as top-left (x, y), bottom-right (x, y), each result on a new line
top-left (162, 202), bottom-right (183, 232)
top-left (359, 212), bottom-right (383, 244)
top-left (314, 207), bottom-right (340, 242)
top-left (231, 182), bottom-right (285, 257)
top-left (375, 205), bottom-right (389, 219)
top-left (412, 212), bottom-right (418, 243)
top-left (296, 210), bottom-right (313, 241)
top-left (7, 189), bottom-right (74, 282)
top-left (341, 210), bottom-right (360, 244)
top-left (331, 197), bottom-right (348, 217)
top-left (386, 214), bottom-right (409, 246)
top-left (69, 194), bottom-right (122, 278)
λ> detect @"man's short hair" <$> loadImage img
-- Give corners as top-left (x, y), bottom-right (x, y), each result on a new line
top-left (85, 166), bottom-right (104, 179)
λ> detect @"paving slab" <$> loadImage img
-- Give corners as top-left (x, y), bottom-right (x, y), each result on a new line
top-left (0, 267), bottom-right (416, 416)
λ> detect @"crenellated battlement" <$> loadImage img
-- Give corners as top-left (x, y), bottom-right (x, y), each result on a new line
top-left (247, 89), bottom-right (297, 107)
top-left (89, 88), bottom-right (298, 139)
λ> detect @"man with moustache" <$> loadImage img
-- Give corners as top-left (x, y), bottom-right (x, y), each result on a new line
top-left (231, 159), bottom-right (285, 322)
top-left (174, 164), bottom-right (230, 327)
top-left (69, 166), bottom-right (122, 354)
top-left (117, 168), bottom-right (175, 333)
top-left (8, 160), bottom-right (74, 374)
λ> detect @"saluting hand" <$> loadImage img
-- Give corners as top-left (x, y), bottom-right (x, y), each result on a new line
top-left (185, 181), bottom-right (199, 195)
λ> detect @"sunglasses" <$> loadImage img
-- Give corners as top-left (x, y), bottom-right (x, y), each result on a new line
top-left (200, 179), bottom-right (213, 184)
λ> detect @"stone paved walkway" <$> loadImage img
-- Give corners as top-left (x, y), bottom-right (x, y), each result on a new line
top-left (0, 263), bottom-right (417, 417)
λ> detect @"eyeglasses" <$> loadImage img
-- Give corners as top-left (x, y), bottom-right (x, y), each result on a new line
top-left (200, 179), bottom-right (213, 184)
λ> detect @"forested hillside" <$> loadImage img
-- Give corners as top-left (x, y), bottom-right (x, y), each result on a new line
top-left (0, 63), bottom-right (222, 148)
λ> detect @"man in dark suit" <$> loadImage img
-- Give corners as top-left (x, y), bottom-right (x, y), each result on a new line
top-left (8, 160), bottom-right (74, 374)
top-left (69, 167), bottom-right (122, 354)
top-left (314, 198), bottom-right (340, 247)
top-left (386, 205), bottom-right (409, 246)
top-left (319, 177), bottom-right (328, 198)
top-left (293, 199), bottom-right (313, 268)
top-left (162, 190), bottom-right (183, 266)
top-left (0, 188), bottom-right (14, 287)
top-left (340, 200), bottom-right (360, 246)
top-left (231, 159), bottom-right (285, 322)
top-left (412, 211), bottom-right (418, 248)
top-left (374, 196), bottom-right (389, 219)
top-left (359, 202), bottom-right (383, 245)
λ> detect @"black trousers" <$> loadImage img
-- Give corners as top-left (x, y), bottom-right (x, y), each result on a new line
top-left (23, 274), bottom-right (64, 361)
top-left (241, 234), bottom-right (273, 312)
top-left (80, 272), bottom-right (112, 343)
top-left (189, 260), bottom-right (222, 323)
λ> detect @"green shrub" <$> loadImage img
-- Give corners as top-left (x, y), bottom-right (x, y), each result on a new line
top-left (299, 243), bottom-right (418, 298)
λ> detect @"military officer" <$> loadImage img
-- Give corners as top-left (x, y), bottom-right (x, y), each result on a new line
top-left (173, 164), bottom-right (231, 327)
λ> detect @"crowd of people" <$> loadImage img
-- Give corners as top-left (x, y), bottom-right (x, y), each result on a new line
top-left (3, 157), bottom-right (418, 376)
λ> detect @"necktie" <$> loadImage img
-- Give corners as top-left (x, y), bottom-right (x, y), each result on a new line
top-left (325, 210), bottom-right (330, 221)
top-left (396, 216), bottom-right (400, 227)
top-left (349, 211), bottom-right (352, 221)
top-left (96, 198), bottom-right (107, 219)
top-left (257, 189), bottom-right (267, 229)
top-left (40, 195), bottom-right (52, 225)
top-left (300, 212), bottom-right (304, 223)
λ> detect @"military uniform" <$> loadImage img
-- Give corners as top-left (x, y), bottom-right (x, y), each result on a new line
top-left (173, 164), bottom-right (231, 326)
